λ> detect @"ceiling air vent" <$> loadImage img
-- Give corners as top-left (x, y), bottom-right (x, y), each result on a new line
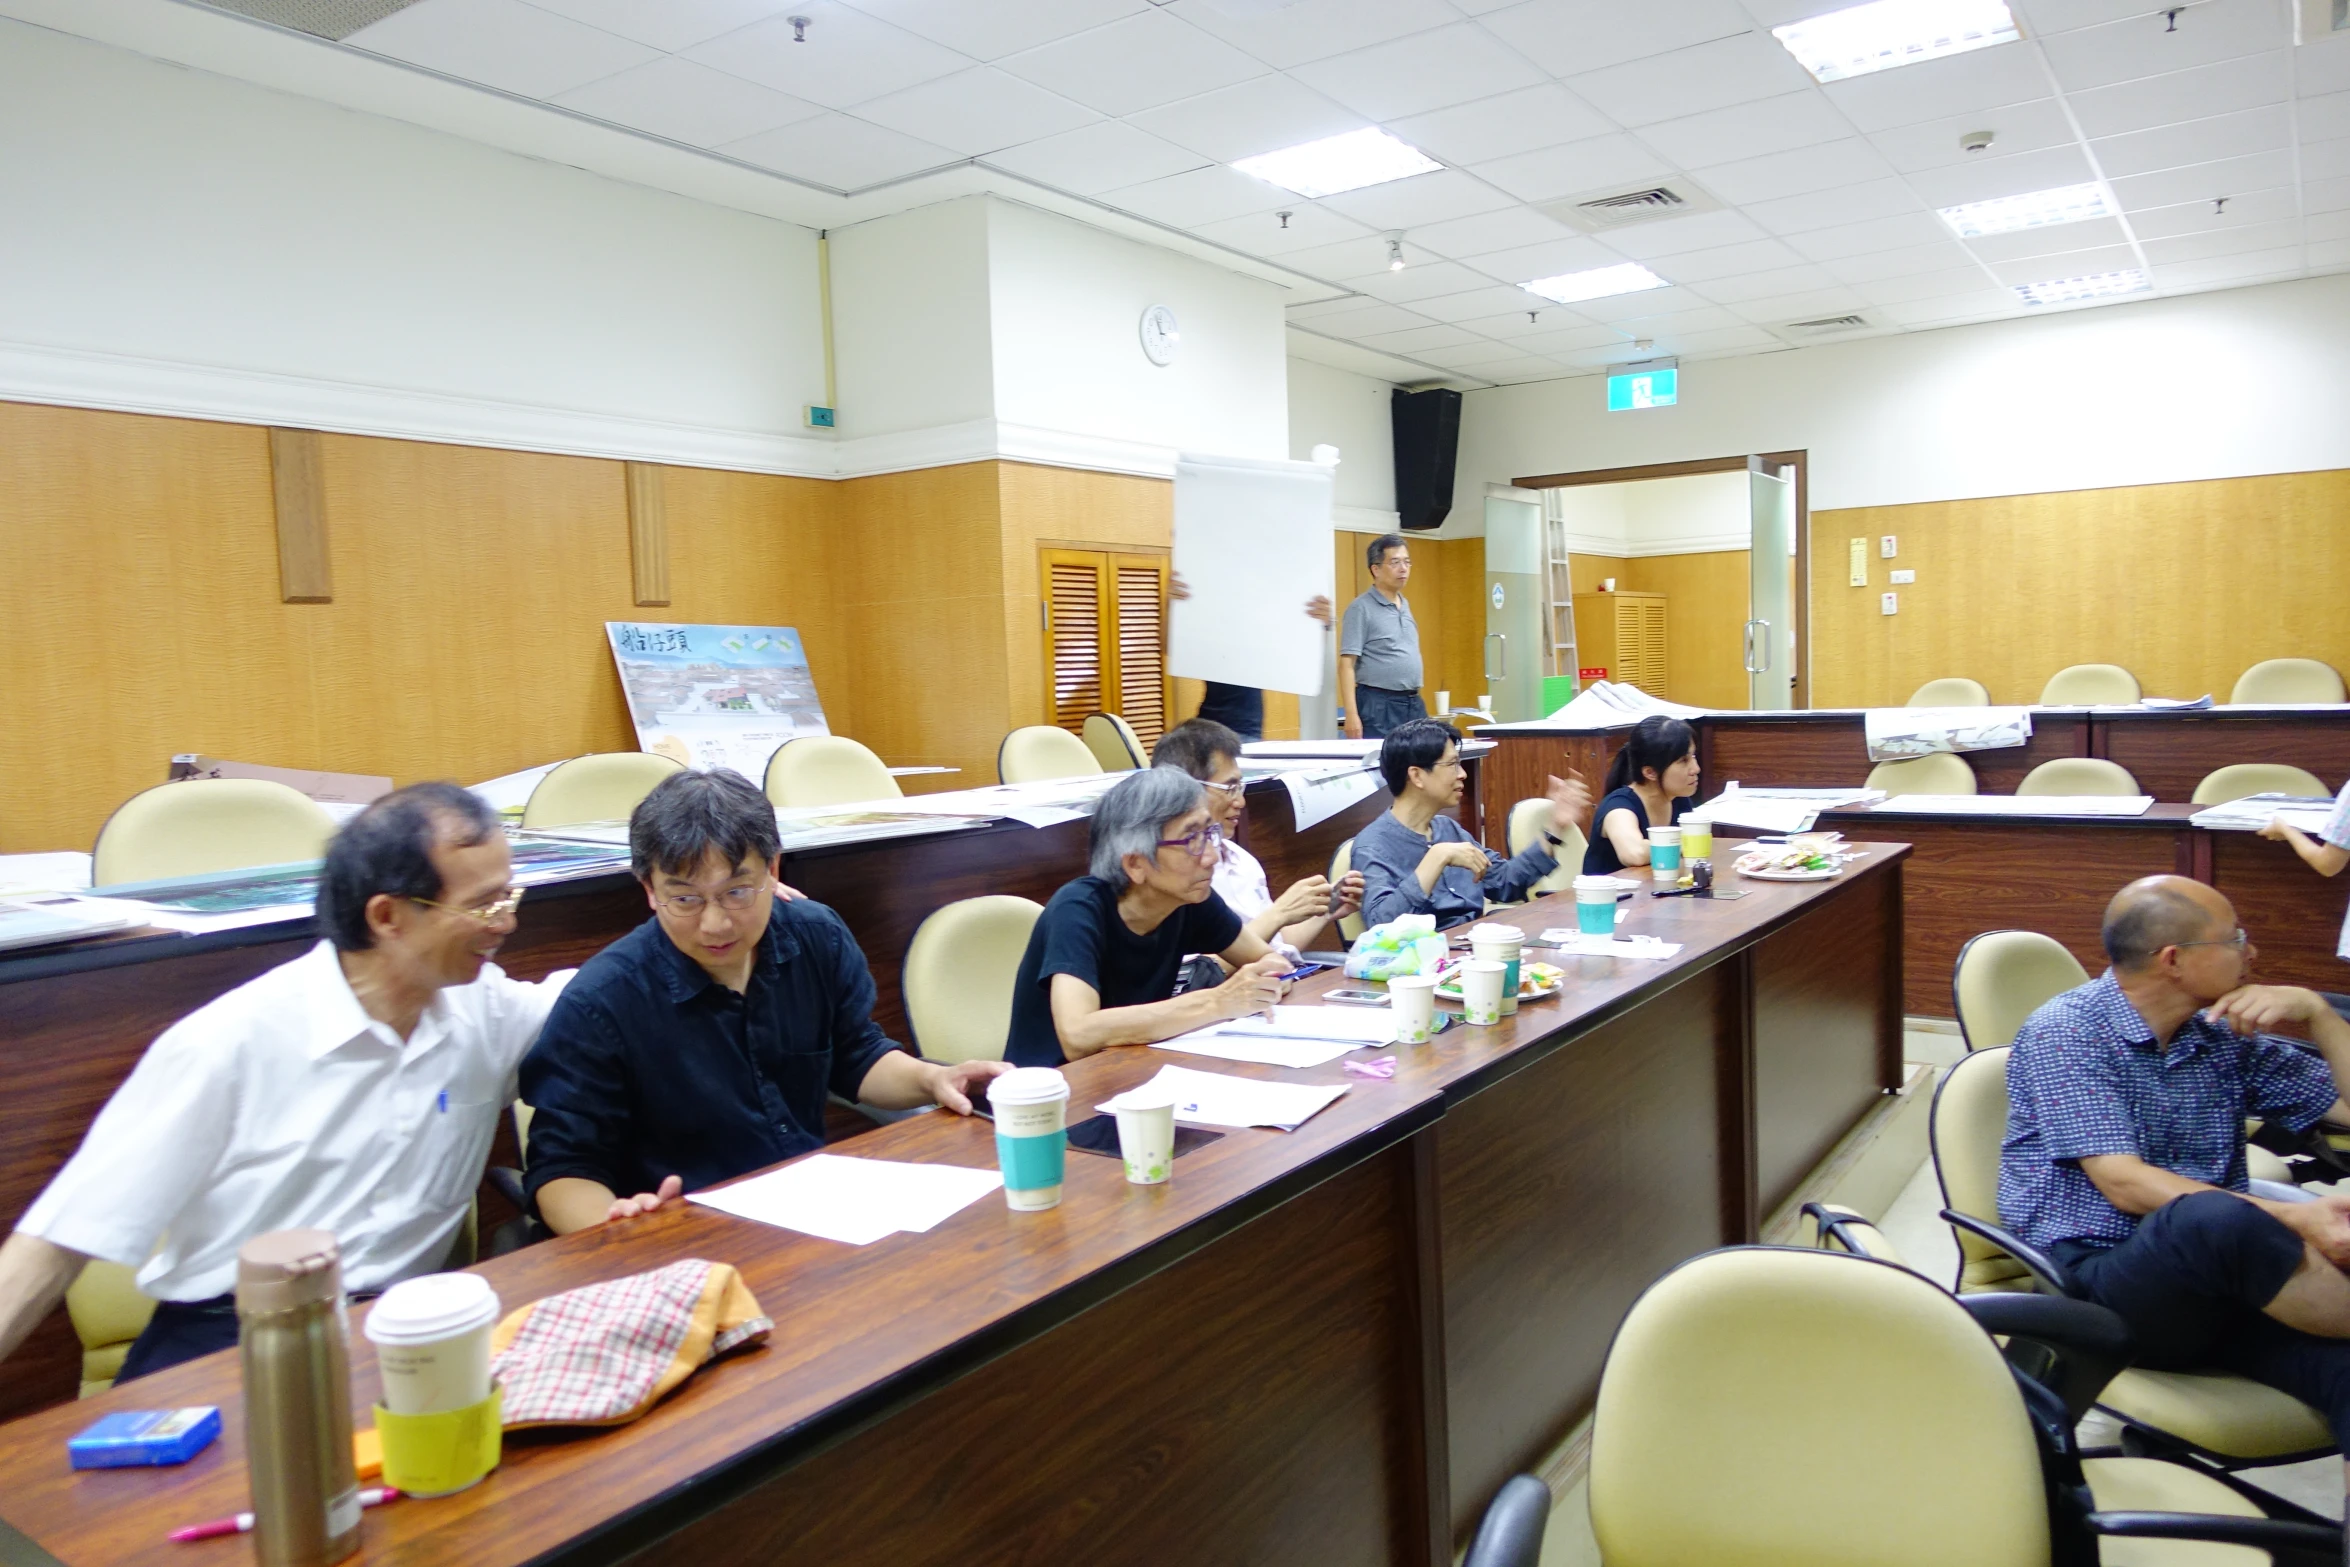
top-left (1540, 181), bottom-right (1723, 234)
top-left (1780, 314), bottom-right (1874, 338)
top-left (197, 0), bottom-right (424, 41)
top-left (2297, 0), bottom-right (2348, 41)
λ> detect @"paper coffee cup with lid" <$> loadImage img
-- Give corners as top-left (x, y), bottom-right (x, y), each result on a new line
top-left (1572, 875), bottom-right (1617, 936)
top-left (1468, 923), bottom-right (1525, 1014)
top-left (990, 1066), bottom-right (1072, 1211)
top-left (365, 1271), bottom-right (504, 1498)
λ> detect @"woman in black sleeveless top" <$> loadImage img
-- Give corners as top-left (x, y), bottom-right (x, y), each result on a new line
top-left (1583, 716), bottom-right (1701, 876)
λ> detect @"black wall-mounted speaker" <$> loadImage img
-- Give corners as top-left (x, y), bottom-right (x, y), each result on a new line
top-left (1391, 387), bottom-right (1461, 532)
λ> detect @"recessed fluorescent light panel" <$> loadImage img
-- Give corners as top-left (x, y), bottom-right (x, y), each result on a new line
top-left (1521, 263), bottom-right (1669, 305)
top-left (1939, 183), bottom-right (2111, 238)
top-left (1774, 0), bottom-right (2020, 84)
top-left (2011, 269), bottom-right (2150, 307)
top-left (1232, 128), bottom-right (1440, 198)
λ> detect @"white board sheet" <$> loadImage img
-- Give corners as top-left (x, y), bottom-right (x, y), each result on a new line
top-left (1168, 453), bottom-right (1334, 696)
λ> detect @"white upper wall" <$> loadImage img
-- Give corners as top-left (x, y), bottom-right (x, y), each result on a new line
top-left (1554, 471), bottom-right (1751, 557)
top-left (828, 200), bottom-right (995, 445)
top-left (1456, 272), bottom-right (2350, 519)
top-left (1286, 357), bottom-right (1399, 533)
top-left (0, 16), bottom-right (831, 473)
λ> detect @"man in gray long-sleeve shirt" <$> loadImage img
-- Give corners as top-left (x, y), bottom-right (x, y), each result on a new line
top-left (1354, 719), bottom-right (1591, 929)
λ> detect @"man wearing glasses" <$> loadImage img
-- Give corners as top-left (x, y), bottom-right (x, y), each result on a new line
top-left (2003, 874), bottom-right (2350, 1460)
top-left (521, 769), bottom-right (1005, 1234)
top-left (0, 783), bottom-right (568, 1380)
top-left (1004, 767), bottom-right (1294, 1068)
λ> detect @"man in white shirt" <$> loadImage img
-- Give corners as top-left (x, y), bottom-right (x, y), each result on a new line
top-left (0, 783), bottom-right (570, 1380)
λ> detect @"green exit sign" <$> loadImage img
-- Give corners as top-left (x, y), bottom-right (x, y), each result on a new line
top-left (1607, 358), bottom-right (1678, 411)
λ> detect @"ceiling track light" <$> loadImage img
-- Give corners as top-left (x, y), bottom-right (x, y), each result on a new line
top-left (1387, 237), bottom-right (1406, 272)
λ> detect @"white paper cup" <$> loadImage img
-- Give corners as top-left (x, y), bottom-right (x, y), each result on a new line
top-left (1108, 1087), bottom-right (1178, 1185)
top-left (1469, 925), bottom-right (1525, 1015)
top-left (365, 1272), bottom-right (500, 1416)
top-left (1389, 974), bottom-right (1438, 1043)
top-left (990, 1066), bottom-right (1071, 1211)
top-left (1648, 825), bottom-right (1683, 882)
top-left (1461, 960), bottom-right (1507, 1026)
top-left (1681, 820), bottom-right (1713, 861)
top-left (1573, 875), bottom-right (1617, 937)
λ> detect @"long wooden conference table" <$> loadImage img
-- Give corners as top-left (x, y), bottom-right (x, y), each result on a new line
top-left (0, 846), bottom-right (1905, 1567)
top-left (1474, 706), bottom-right (2350, 1018)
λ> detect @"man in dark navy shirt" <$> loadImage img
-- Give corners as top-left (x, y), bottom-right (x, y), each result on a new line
top-left (520, 769), bottom-right (1007, 1234)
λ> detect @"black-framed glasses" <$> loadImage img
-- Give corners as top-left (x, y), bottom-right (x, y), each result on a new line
top-left (411, 887), bottom-right (526, 923)
top-left (1157, 822), bottom-right (1225, 861)
top-left (2175, 928), bottom-right (2251, 951)
top-left (653, 885), bottom-right (767, 916)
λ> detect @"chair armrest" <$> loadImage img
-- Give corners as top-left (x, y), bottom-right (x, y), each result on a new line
top-left (2089, 1512), bottom-right (2340, 1554)
top-left (485, 1165), bottom-right (527, 1210)
top-left (1802, 1201), bottom-right (1893, 1261)
top-left (1940, 1209), bottom-right (2076, 1296)
top-left (1961, 1293), bottom-right (2133, 1423)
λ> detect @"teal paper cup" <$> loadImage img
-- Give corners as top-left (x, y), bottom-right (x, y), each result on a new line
top-left (990, 1066), bottom-right (1070, 1211)
top-left (1574, 875), bottom-right (1617, 936)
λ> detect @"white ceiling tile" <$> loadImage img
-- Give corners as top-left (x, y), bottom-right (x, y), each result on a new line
top-left (1162, 0), bottom-right (1459, 69)
top-left (1818, 41), bottom-right (2048, 132)
top-left (2302, 34), bottom-right (2350, 96)
top-left (349, 0), bottom-right (661, 98)
top-left (1099, 162), bottom-right (1293, 225)
top-left (2306, 91), bottom-right (2350, 146)
top-left (1410, 283), bottom-right (1564, 320)
top-left (1344, 260), bottom-right (1512, 302)
top-left (1411, 342), bottom-right (1529, 371)
top-left (1785, 210), bottom-right (1958, 258)
top-left (2307, 136), bottom-right (2350, 183)
top-left (1191, 203), bottom-right (1373, 255)
top-left (1278, 234), bottom-right (1441, 278)
top-left (1354, 321), bottom-right (1488, 353)
top-left (1855, 264), bottom-right (2003, 304)
top-left (2141, 219), bottom-right (2304, 264)
top-left (1406, 206), bottom-right (1578, 260)
top-left (1602, 303), bottom-right (1749, 335)
top-left (2038, 0), bottom-right (2289, 93)
top-left (1471, 358), bottom-right (1584, 385)
top-left (1463, 234), bottom-right (1635, 280)
top-left (1866, 100), bottom-right (2078, 173)
top-left (1902, 144), bottom-right (2096, 207)
top-left (1990, 244), bottom-right (2143, 285)
top-left (1575, 284), bottom-right (1711, 321)
top-left (2307, 237), bottom-right (2350, 270)
top-left (1823, 239), bottom-right (1984, 282)
top-left (1471, 134), bottom-right (1676, 203)
top-left (2010, 0), bottom-right (2171, 34)
top-left (981, 120), bottom-right (1206, 192)
top-left (2065, 52), bottom-right (2289, 140)
top-left (1724, 285), bottom-right (1871, 321)
top-left (1663, 324), bottom-right (1788, 354)
top-left (852, 67), bottom-right (1098, 153)
top-left (1655, 236), bottom-right (1811, 280)
top-left (1567, 33), bottom-right (1817, 127)
top-left (1693, 138), bottom-right (1899, 204)
top-left (1287, 294), bottom-right (1379, 320)
top-left (833, 0), bottom-right (1145, 60)
top-left (1477, 0), bottom-right (1755, 76)
top-left (1509, 320), bottom-right (1630, 352)
top-left (2090, 103), bottom-right (2291, 178)
top-left (2126, 185), bottom-right (2297, 237)
top-left (1593, 210), bottom-right (1772, 259)
top-left (2311, 177), bottom-right (2350, 214)
top-left (685, 2), bottom-right (971, 108)
top-left (2309, 208), bottom-right (2350, 242)
top-left (1319, 170), bottom-right (1519, 230)
top-left (2109, 149), bottom-right (2295, 208)
top-left (1690, 261), bottom-right (1842, 301)
top-left (520, 0), bottom-right (796, 52)
top-left (718, 111), bottom-right (958, 185)
top-left (2151, 247), bottom-right (2304, 288)
top-left (1878, 290), bottom-right (2018, 325)
top-left (1291, 23), bottom-right (1548, 120)
top-left (1743, 177), bottom-right (1927, 234)
top-left (1636, 91), bottom-right (1852, 169)
top-left (1124, 74), bottom-right (1364, 163)
top-left (1389, 85), bottom-right (1617, 168)
top-left (1962, 215), bottom-right (2130, 262)
top-left (1455, 312), bottom-right (1606, 344)
top-left (553, 56), bottom-right (823, 146)
top-left (995, 9), bottom-right (1264, 114)
top-left (1288, 300), bottom-right (1437, 337)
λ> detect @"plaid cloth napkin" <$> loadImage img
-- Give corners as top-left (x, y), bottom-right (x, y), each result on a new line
top-left (489, 1258), bottom-right (770, 1429)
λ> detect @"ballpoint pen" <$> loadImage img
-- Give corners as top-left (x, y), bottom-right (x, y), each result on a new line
top-left (168, 1488), bottom-right (401, 1543)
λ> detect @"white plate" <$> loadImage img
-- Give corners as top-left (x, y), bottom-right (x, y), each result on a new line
top-left (1737, 864), bottom-right (1841, 882)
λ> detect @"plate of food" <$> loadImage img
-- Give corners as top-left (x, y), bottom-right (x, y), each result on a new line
top-left (1735, 843), bottom-right (1844, 881)
top-left (1435, 959), bottom-right (1566, 1001)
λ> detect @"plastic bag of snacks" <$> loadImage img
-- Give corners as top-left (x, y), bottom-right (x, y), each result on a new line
top-left (1343, 914), bottom-right (1449, 981)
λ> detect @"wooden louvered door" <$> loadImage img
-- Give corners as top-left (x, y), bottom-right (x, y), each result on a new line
top-left (1039, 547), bottom-right (1170, 751)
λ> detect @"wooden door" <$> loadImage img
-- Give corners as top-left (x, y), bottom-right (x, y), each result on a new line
top-left (1039, 547), bottom-right (1171, 750)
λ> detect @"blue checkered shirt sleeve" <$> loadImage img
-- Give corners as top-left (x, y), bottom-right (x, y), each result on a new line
top-left (2244, 1032), bottom-right (2343, 1134)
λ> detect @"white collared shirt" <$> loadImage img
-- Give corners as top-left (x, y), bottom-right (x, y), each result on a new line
top-left (19, 942), bottom-right (570, 1301)
top-left (1209, 838), bottom-right (1301, 963)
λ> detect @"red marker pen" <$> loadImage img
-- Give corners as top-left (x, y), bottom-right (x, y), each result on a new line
top-left (168, 1487), bottom-right (400, 1543)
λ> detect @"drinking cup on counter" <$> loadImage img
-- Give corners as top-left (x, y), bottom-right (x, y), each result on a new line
top-left (1389, 975), bottom-right (1438, 1043)
top-left (364, 1272), bottom-right (503, 1498)
top-left (990, 1067), bottom-right (1071, 1211)
top-left (1573, 877), bottom-right (1617, 937)
top-left (1681, 820), bottom-right (1713, 862)
top-left (1108, 1085), bottom-right (1178, 1186)
top-left (1648, 826), bottom-right (1683, 883)
top-left (1468, 924), bottom-right (1524, 1015)
top-left (1461, 961), bottom-right (1507, 1026)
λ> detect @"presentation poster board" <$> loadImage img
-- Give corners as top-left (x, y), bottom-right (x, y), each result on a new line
top-left (605, 623), bottom-right (829, 780)
top-left (1168, 452), bottom-right (1335, 697)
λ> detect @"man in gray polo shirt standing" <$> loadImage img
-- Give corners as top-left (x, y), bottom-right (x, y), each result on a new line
top-left (1339, 533), bottom-right (1425, 739)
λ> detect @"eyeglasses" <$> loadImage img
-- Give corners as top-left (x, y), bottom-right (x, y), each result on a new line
top-left (410, 887), bottom-right (526, 923)
top-left (1157, 823), bottom-right (1226, 861)
top-left (653, 884), bottom-right (767, 916)
top-left (1203, 777), bottom-right (1245, 799)
top-left (2174, 928), bottom-right (2251, 952)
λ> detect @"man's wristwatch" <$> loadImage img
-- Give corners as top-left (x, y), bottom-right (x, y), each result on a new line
top-left (1542, 829), bottom-right (1565, 847)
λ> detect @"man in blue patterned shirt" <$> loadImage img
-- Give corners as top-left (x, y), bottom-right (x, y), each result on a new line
top-left (2002, 875), bottom-right (2350, 1450)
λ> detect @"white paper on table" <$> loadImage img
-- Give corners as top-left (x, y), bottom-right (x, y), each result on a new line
top-left (2190, 794), bottom-right (2337, 832)
top-left (1241, 740), bottom-right (1383, 760)
top-left (1152, 1035), bottom-right (1361, 1068)
top-left (1214, 1005), bottom-right (1398, 1046)
top-left (1539, 932), bottom-right (1683, 959)
top-left (1543, 680), bottom-right (1709, 725)
top-left (688, 1153), bottom-right (1003, 1245)
top-left (0, 852), bottom-right (93, 894)
top-left (1113, 1065), bottom-right (1348, 1131)
top-left (1279, 766), bottom-right (1382, 832)
top-left (1168, 453), bottom-right (1334, 696)
top-left (1872, 793), bottom-right (2154, 817)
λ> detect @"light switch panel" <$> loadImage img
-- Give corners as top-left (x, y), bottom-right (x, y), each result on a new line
top-left (1889, 569), bottom-right (1915, 584)
top-left (1880, 592), bottom-right (1898, 615)
top-left (1848, 537), bottom-right (1868, 587)
top-left (1880, 535), bottom-right (1898, 558)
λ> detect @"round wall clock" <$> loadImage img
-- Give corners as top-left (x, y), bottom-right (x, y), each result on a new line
top-left (1139, 304), bottom-right (1180, 366)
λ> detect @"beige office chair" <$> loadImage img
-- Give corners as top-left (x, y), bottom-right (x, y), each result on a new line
top-left (901, 895), bottom-right (1044, 1064)
top-left (2231, 658), bottom-right (2346, 705)
top-left (2191, 763), bottom-right (2329, 806)
top-left (1905, 677), bottom-right (1992, 707)
top-left (1865, 751), bottom-right (1978, 796)
top-left (1586, 1245), bottom-right (2313, 1567)
top-left (998, 725), bottom-right (1104, 785)
top-left (1952, 930), bottom-right (2089, 1054)
top-left (1079, 713), bottom-right (1147, 772)
top-left (2016, 757), bottom-right (2140, 796)
top-left (91, 778), bottom-right (336, 886)
top-left (2039, 663), bottom-right (2141, 705)
top-left (1506, 797), bottom-right (1582, 897)
top-left (1330, 837), bottom-right (1364, 944)
top-left (65, 1261), bottom-right (157, 1397)
top-left (521, 752), bottom-right (682, 828)
top-left (764, 735), bottom-right (900, 808)
top-left (1933, 1048), bottom-right (2335, 1467)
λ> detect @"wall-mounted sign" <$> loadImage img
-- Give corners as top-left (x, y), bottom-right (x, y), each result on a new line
top-left (1606, 356), bottom-right (1678, 411)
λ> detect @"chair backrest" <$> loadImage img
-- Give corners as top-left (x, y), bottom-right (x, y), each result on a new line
top-left (64, 1259), bottom-right (159, 1397)
top-left (521, 752), bottom-right (682, 828)
top-left (1461, 1474), bottom-right (1550, 1567)
top-left (2038, 663), bottom-right (2140, 705)
top-left (2192, 762), bottom-right (2330, 805)
top-left (1931, 1046), bottom-right (2036, 1292)
top-left (1506, 797), bottom-right (1582, 897)
top-left (1953, 931), bottom-right (2088, 1053)
top-left (1330, 836), bottom-right (1364, 943)
top-left (1588, 1247), bottom-right (2051, 1567)
top-left (1865, 751), bottom-right (1978, 796)
top-left (998, 725), bottom-right (1105, 784)
top-left (2015, 757), bottom-right (2139, 797)
top-left (2231, 658), bottom-right (2346, 705)
top-left (1905, 677), bottom-right (1992, 707)
top-left (1079, 713), bottom-right (1146, 772)
top-left (764, 735), bottom-right (900, 807)
top-left (902, 895), bottom-right (1046, 1064)
top-left (92, 778), bottom-right (336, 886)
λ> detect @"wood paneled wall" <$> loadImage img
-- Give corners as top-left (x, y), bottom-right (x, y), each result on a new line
top-left (1810, 469), bottom-right (2350, 708)
top-left (1332, 531), bottom-right (1487, 713)
top-left (1565, 551), bottom-right (1751, 709)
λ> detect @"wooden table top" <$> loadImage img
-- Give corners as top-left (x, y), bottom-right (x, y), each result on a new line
top-left (0, 844), bottom-right (1906, 1567)
top-left (1474, 704), bottom-right (2350, 739)
top-left (1826, 801), bottom-right (2203, 830)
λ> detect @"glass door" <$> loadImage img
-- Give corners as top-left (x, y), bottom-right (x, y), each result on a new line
top-left (1746, 464), bottom-right (1795, 711)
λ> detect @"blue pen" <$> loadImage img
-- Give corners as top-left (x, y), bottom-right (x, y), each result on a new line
top-left (436, 1091), bottom-right (448, 1115)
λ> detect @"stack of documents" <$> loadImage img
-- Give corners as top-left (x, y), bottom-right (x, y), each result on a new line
top-left (1155, 1005), bottom-right (1396, 1068)
top-left (2189, 793), bottom-right (2337, 833)
top-left (1872, 794), bottom-right (2155, 817)
top-left (1863, 706), bottom-right (2034, 762)
top-left (688, 1154), bottom-right (1003, 1246)
top-left (1112, 1065), bottom-right (1348, 1131)
top-left (1543, 680), bottom-right (1708, 726)
top-left (1683, 784), bottom-right (1881, 834)
top-left (1538, 931), bottom-right (1683, 959)
top-left (0, 896), bottom-right (144, 954)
